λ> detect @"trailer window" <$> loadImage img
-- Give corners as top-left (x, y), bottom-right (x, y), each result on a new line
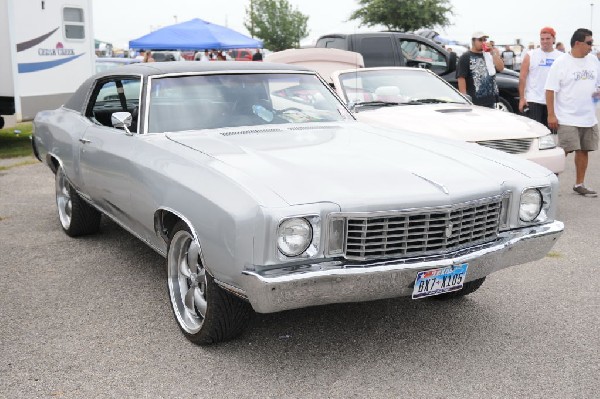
top-left (63, 7), bottom-right (85, 39)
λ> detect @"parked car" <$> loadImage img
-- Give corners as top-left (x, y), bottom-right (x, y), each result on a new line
top-left (265, 48), bottom-right (564, 174)
top-left (315, 32), bottom-right (521, 113)
top-left (32, 62), bottom-right (563, 345)
top-left (229, 48), bottom-right (253, 61)
top-left (152, 50), bottom-right (186, 62)
top-left (94, 57), bottom-right (140, 73)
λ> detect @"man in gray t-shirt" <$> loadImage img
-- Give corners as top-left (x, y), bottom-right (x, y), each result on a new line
top-left (501, 45), bottom-right (515, 69)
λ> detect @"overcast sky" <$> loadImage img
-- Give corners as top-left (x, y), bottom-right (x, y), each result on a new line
top-left (92, 0), bottom-right (596, 50)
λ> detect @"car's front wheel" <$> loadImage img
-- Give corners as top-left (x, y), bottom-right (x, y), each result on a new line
top-left (55, 166), bottom-right (101, 237)
top-left (432, 277), bottom-right (486, 300)
top-left (167, 222), bottom-right (252, 345)
top-left (495, 97), bottom-right (514, 113)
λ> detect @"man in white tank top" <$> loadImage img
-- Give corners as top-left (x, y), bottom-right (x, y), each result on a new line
top-left (518, 27), bottom-right (563, 128)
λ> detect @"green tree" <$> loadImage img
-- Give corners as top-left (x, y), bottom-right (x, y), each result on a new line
top-left (245, 0), bottom-right (309, 51)
top-left (349, 0), bottom-right (454, 32)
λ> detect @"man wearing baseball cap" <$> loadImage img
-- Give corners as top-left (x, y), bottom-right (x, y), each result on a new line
top-left (519, 27), bottom-right (564, 127)
top-left (546, 28), bottom-right (600, 197)
top-left (456, 31), bottom-right (504, 108)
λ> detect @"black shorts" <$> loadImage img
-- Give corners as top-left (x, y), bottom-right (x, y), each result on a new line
top-left (526, 102), bottom-right (549, 128)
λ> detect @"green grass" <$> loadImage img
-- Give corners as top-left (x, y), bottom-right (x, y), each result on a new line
top-left (0, 122), bottom-right (34, 158)
top-left (546, 251), bottom-right (562, 258)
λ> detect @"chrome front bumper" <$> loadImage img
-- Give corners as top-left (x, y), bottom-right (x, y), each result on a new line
top-left (240, 221), bottom-right (563, 313)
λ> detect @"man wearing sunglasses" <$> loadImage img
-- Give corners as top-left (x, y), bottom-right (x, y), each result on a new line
top-left (456, 31), bottom-right (504, 108)
top-left (546, 28), bottom-right (600, 197)
top-left (519, 27), bottom-right (563, 127)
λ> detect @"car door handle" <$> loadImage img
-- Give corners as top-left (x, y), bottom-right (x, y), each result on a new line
top-left (79, 138), bottom-right (92, 144)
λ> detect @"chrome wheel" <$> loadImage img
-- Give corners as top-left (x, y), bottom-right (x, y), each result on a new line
top-left (55, 167), bottom-right (72, 230)
top-left (168, 229), bottom-right (207, 334)
top-left (495, 98), bottom-right (513, 113)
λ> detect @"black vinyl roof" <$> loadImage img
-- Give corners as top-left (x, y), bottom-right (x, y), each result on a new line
top-left (64, 61), bottom-right (314, 112)
top-left (97, 60), bottom-right (311, 78)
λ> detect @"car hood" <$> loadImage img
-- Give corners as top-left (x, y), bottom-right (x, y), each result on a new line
top-left (354, 103), bottom-right (550, 141)
top-left (166, 121), bottom-right (550, 207)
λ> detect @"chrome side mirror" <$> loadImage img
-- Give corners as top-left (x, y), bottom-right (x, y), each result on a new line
top-left (111, 112), bottom-right (133, 134)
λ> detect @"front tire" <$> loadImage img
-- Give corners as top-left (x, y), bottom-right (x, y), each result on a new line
top-left (432, 277), bottom-right (486, 300)
top-left (167, 221), bottom-right (252, 345)
top-left (495, 97), bottom-right (514, 113)
top-left (55, 166), bottom-right (101, 237)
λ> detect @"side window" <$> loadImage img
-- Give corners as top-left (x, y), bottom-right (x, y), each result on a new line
top-left (87, 78), bottom-right (141, 131)
top-left (357, 37), bottom-right (395, 67)
top-left (399, 40), bottom-right (448, 74)
top-left (63, 7), bottom-right (85, 40)
top-left (316, 37), bottom-right (347, 50)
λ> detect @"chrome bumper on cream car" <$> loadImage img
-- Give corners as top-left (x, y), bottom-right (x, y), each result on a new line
top-left (240, 221), bottom-right (564, 313)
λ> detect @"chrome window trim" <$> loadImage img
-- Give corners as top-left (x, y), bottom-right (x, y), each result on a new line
top-left (143, 70), bottom-right (353, 135)
top-left (84, 74), bottom-right (144, 134)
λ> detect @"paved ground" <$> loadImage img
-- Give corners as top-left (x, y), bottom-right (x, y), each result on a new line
top-left (1, 152), bottom-right (599, 398)
top-left (1, 114), bottom-right (17, 129)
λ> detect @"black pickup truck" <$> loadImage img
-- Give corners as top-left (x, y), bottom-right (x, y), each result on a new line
top-left (315, 32), bottom-right (520, 113)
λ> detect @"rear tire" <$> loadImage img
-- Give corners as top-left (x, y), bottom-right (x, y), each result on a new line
top-left (167, 221), bottom-right (252, 345)
top-left (55, 166), bottom-right (101, 237)
top-left (431, 277), bottom-right (486, 300)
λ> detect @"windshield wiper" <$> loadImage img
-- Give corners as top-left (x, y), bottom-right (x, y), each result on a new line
top-left (352, 101), bottom-right (403, 108)
top-left (412, 98), bottom-right (465, 104)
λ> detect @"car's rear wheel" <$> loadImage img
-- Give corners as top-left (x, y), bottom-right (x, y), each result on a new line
top-left (431, 277), bottom-right (486, 300)
top-left (55, 166), bottom-right (101, 237)
top-left (167, 221), bottom-right (252, 345)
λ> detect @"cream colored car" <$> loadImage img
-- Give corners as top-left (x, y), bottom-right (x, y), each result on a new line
top-left (267, 48), bottom-right (565, 174)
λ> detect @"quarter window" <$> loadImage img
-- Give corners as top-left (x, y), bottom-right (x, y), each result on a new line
top-left (63, 7), bottom-right (85, 39)
top-left (317, 37), bottom-right (347, 50)
top-left (358, 37), bottom-right (395, 67)
top-left (87, 78), bottom-right (141, 132)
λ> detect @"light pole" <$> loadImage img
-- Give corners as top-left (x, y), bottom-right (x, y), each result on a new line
top-left (250, 0), bottom-right (254, 38)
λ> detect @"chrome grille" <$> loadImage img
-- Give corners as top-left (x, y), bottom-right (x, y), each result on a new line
top-left (340, 199), bottom-right (502, 261)
top-left (476, 138), bottom-right (533, 154)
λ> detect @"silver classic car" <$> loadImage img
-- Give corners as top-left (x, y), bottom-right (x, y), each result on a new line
top-left (32, 62), bottom-right (564, 345)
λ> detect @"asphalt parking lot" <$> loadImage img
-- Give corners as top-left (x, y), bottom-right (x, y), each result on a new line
top-left (1, 152), bottom-right (599, 398)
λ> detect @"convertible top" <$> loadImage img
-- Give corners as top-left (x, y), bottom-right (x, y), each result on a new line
top-left (64, 61), bottom-right (314, 112)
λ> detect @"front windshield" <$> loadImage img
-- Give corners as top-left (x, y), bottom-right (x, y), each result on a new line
top-left (337, 69), bottom-right (468, 107)
top-left (147, 72), bottom-right (351, 133)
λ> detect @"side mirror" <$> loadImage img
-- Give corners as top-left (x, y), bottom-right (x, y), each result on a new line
top-left (111, 112), bottom-right (133, 134)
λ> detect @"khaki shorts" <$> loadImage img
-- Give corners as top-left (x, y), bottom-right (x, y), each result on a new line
top-left (557, 124), bottom-right (599, 152)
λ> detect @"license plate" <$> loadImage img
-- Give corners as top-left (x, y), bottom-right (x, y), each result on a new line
top-left (412, 263), bottom-right (468, 299)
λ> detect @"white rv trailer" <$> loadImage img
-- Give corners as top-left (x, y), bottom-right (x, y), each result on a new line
top-left (0, 0), bottom-right (94, 128)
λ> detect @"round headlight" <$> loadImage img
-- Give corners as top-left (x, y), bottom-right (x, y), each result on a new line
top-left (519, 188), bottom-right (542, 222)
top-left (277, 218), bottom-right (313, 257)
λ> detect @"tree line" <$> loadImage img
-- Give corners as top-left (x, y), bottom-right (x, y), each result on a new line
top-left (245, 0), bottom-right (454, 51)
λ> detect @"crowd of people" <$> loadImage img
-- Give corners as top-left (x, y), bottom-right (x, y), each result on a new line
top-left (133, 48), bottom-right (263, 63)
top-left (456, 27), bottom-right (600, 197)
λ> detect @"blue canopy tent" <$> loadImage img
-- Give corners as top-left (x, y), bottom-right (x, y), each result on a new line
top-left (129, 18), bottom-right (263, 50)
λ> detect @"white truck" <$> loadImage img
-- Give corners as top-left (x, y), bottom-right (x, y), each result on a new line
top-left (0, 0), bottom-right (94, 128)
